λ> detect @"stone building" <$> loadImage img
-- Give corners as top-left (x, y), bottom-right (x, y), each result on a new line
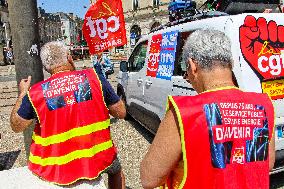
top-left (38, 7), bottom-right (83, 46)
top-left (38, 7), bottom-right (62, 44)
top-left (38, 8), bottom-right (82, 46)
top-left (55, 12), bottom-right (80, 46)
top-left (122, 0), bottom-right (205, 52)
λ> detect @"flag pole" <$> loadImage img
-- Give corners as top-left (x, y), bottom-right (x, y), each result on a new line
top-left (89, 0), bottom-right (96, 63)
top-left (83, 0), bottom-right (97, 68)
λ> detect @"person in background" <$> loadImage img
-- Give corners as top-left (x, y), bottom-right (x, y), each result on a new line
top-left (93, 52), bottom-right (113, 79)
top-left (93, 52), bottom-right (106, 78)
top-left (10, 41), bottom-right (126, 189)
top-left (140, 29), bottom-right (275, 189)
top-left (102, 53), bottom-right (113, 79)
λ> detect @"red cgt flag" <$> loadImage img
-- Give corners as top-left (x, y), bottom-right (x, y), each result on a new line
top-left (82, 0), bottom-right (127, 54)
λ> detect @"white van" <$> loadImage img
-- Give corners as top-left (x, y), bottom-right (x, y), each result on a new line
top-left (117, 13), bottom-right (284, 173)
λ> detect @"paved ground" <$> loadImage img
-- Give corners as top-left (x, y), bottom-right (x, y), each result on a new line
top-left (0, 60), bottom-right (153, 188)
top-left (0, 60), bottom-right (284, 188)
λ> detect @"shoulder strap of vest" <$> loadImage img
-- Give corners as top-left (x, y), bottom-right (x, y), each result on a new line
top-left (263, 94), bottom-right (275, 143)
top-left (90, 68), bottom-right (108, 109)
top-left (27, 91), bottom-right (41, 124)
top-left (28, 80), bottom-right (45, 124)
top-left (167, 96), bottom-right (188, 188)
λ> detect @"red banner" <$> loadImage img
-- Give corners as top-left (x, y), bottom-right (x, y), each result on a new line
top-left (82, 0), bottom-right (127, 54)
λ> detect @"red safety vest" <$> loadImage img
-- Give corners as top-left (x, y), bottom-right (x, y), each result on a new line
top-left (166, 87), bottom-right (274, 189)
top-left (28, 68), bottom-right (116, 185)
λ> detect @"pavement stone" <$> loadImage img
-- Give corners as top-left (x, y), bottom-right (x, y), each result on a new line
top-left (1, 60), bottom-right (284, 188)
top-left (0, 166), bottom-right (107, 189)
top-left (0, 61), bottom-right (152, 189)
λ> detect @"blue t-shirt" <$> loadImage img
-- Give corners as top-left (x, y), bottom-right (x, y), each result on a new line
top-left (18, 73), bottom-right (120, 120)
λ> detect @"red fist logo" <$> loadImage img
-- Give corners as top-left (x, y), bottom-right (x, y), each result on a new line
top-left (240, 15), bottom-right (284, 80)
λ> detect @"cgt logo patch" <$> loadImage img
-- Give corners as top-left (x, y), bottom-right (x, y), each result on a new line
top-left (240, 15), bottom-right (284, 80)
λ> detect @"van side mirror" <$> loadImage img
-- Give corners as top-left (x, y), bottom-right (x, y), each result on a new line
top-left (120, 61), bottom-right (128, 72)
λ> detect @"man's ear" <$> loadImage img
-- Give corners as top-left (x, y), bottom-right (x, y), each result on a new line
top-left (67, 54), bottom-right (73, 63)
top-left (67, 55), bottom-right (75, 71)
top-left (188, 58), bottom-right (198, 77)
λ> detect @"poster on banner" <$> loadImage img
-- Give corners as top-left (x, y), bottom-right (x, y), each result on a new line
top-left (130, 33), bottom-right (137, 46)
top-left (239, 15), bottom-right (284, 100)
top-left (146, 31), bottom-right (179, 79)
top-left (146, 34), bottom-right (162, 78)
top-left (240, 15), bottom-right (284, 80)
top-left (41, 74), bottom-right (92, 111)
top-left (156, 31), bottom-right (178, 80)
top-left (82, 0), bottom-right (127, 54)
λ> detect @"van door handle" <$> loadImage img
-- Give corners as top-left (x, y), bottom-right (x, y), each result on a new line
top-left (137, 79), bottom-right (143, 84)
top-left (145, 80), bottom-right (153, 86)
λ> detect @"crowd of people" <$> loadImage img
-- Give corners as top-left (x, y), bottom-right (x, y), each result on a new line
top-left (10, 29), bottom-right (275, 189)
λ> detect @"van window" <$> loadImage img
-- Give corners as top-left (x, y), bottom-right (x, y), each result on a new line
top-left (129, 41), bottom-right (148, 72)
top-left (173, 31), bottom-right (239, 87)
top-left (173, 32), bottom-right (192, 76)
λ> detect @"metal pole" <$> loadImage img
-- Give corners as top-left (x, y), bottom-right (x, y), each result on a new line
top-left (8, 0), bottom-right (44, 158)
top-left (89, 0), bottom-right (96, 63)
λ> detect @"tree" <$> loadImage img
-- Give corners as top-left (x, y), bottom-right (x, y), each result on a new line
top-left (8, 0), bottom-right (44, 158)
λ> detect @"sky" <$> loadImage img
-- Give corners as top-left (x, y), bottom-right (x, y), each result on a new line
top-left (37, 0), bottom-right (91, 18)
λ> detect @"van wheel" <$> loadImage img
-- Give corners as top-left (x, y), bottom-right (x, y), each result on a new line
top-left (117, 85), bottom-right (132, 120)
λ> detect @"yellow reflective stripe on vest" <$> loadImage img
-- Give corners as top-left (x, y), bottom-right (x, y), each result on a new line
top-left (32, 119), bottom-right (110, 147)
top-left (29, 140), bottom-right (113, 166)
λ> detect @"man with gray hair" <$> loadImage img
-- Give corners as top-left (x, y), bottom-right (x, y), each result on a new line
top-left (141, 29), bottom-right (275, 189)
top-left (10, 41), bottom-right (126, 188)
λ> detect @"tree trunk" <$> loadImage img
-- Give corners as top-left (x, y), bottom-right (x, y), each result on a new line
top-left (8, 0), bottom-right (44, 159)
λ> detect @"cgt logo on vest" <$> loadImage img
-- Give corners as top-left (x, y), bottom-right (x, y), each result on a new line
top-left (240, 15), bottom-right (284, 80)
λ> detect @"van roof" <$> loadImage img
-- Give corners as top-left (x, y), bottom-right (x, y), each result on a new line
top-left (150, 11), bottom-right (228, 33)
top-left (134, 11), bottom-right (229, 46)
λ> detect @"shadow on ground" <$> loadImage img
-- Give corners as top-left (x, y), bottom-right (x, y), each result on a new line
top-left (127, 118), bottom-right (155, 144)
top-left (0, 150), bottom-right (21, 171)
top-left (110, 118), bottom-right (119, 124)
top-left (271, 172), bottom-right (284, 188)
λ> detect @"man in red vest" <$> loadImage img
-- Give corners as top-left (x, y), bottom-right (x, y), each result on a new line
top-left (10, 41), bottom-right (126, 188)
top-left (141, 29), bottom-right (275, 189)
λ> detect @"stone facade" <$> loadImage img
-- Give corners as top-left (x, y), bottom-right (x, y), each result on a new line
top-left (38, 7), bottom-right (62, 44)
top-left (56, 12), bottom-right (81, 46)
top-left (38, 7), bottom-right (83, 47)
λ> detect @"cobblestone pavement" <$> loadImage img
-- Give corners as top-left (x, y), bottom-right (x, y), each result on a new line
top-left (0, 61), bottom-right (153, 188)
top-left (0, 61), bottom-right (283, 188)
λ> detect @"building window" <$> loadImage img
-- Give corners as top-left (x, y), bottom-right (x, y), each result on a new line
top-left (133, 0), bottom-right (138, 11)
top-left (153, 0), bottom-right (159, 8)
